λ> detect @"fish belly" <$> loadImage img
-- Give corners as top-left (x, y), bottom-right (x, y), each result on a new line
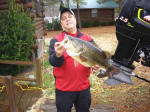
top-left (73, 55), bottom-right (95, 67)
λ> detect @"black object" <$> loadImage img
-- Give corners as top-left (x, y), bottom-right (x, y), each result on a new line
top-left (55, 87), bottom-right (91, 112)
top-left (112, 0), bottom-right (150, 69)
top-left (134, 74), bottom-right (150, 83)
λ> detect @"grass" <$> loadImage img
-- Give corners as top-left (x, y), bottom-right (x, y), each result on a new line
top-left (41, 59), bottom-right (56, 99)
top-left (41, 60), bottom-right (54, 88)
top-left (41, 42), bottom-right (150, 109)
top-left (41, 26), bottom-right (150, 111)
top-left (42, 59), bottom-right (50, 68)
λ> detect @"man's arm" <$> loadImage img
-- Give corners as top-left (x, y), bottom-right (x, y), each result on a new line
top-left (49, 38), bottom-right (64, 67)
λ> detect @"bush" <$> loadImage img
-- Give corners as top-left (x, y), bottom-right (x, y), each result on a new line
top-left (81, 21), bottom-right (93, 28)
top-left (45, 19), bottom-right (61, 31)
top-left (45, 19), bottom-right (115, 30)
top-left (100, 22), bottom-right (108, 26)
top-left (45, 22), bottom-right (53, 30)
top-left (109, 20), bottom-right (116, 25)
top-left (0, 0), bottom-right (35, 76)
top-left (92, 21), bottom-right (100, 27)
top-left (99, 21), bottom-right (115, 26)
top-left (52, 19), bottom-right (62, 30)
top-left (81, 20), bottom-right (115, 28)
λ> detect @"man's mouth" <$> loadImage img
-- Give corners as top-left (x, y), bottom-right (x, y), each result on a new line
top-left (66, 22), bottom-right (73, 25)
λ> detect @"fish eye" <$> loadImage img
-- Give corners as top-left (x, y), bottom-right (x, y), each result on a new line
top-left (64, 39), bottom-right (68, 43)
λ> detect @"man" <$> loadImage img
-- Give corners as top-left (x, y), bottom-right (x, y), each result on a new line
top-left (49, 8), bottom-right (98, 112)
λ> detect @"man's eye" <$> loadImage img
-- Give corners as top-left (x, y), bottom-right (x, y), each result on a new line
top-left (68, 15), bottom-right (73, 18)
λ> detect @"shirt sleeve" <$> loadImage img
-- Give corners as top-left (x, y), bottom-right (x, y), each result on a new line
top-left (49, 38), bottom-right (64, 67)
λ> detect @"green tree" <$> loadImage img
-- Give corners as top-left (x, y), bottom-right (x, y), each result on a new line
top-left (0, 0), bottom-right (35, 75)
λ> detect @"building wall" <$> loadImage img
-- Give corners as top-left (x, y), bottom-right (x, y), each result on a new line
top-left (73, 8), bottom-right (114, 23)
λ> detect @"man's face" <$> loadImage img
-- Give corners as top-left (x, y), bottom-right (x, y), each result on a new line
top-left (60, 11), bottom-right (76, 31)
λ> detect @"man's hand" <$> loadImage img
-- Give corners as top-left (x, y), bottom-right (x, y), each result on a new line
top-left (54, 42), bottom-right (65, 57)
top-left (91, 65), bottom-right (99, 74)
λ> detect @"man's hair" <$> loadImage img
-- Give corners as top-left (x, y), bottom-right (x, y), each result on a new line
top-left (59, 8), bottom-right (75, 22)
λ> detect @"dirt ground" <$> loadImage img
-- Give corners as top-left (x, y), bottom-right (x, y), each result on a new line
top-left (1, 26), bottom-right (150, 112)
top-left (44, 26), bottom-right (150, 112)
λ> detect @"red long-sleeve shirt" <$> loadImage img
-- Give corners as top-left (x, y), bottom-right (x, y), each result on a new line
top-left (49, 30), bottom-right (93, 91)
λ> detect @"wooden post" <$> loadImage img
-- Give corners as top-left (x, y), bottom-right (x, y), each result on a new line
top-left (35, 59), bottom-right (42, 87)
top-left (5, 76), bottom-right (18, 112)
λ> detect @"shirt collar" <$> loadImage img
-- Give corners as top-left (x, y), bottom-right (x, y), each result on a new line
top-left (63, 29), bottom-right (83, 38)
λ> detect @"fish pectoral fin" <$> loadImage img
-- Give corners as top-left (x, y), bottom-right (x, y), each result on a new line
top-left (79, 55), bottom-right (87, 62)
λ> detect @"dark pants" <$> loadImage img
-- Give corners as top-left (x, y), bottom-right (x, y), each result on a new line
top-left (55, 86), bottom-right (91, 112)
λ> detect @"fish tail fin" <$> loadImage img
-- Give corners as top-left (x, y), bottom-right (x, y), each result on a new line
top-left (103, 50), bottom-right (112, 59)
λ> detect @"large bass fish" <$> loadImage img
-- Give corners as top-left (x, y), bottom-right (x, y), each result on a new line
top-left (62, 34), bottom-right (133, 85)
top-left (62, 34), bottom-right (118, 77)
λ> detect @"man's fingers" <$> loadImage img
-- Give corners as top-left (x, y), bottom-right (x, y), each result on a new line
top-left (91, 65), bottom-right (99, 70)
top-left (91, 65), bottom-right (100, 74)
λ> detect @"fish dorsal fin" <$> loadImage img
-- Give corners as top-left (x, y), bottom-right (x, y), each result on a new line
top-left (103, 50), bottom-right (112, 59)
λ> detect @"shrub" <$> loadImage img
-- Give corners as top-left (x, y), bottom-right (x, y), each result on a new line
top-left (81, 20), bottom-right (115, 28)
top-left (109, 20), bottom-right (116, 25)
top-left (0, 0), bottom-right (35, 76)
top-left (100, 22), bottom-right (108, 26)
top-left (81, 21), bottom-right (93, 28)
top-left (52, 19), bottom-right (62, 30)
top-left (45, 18), bottom-right (61, 31)
top-left (92, 21), bottom-right (100, 27)
top-left (45, 22), bottom-right (53, 30)
top-left (100, 20), bottom-right (116, 26)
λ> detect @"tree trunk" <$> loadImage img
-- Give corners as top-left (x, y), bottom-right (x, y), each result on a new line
top-left (76, 0), bottom-right (82, 29)
top-left (66, 0), bottom-right (70, 8)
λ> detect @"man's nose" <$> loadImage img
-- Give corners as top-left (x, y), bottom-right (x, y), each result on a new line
top-left (66, 17), bottom-right (70, 21)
